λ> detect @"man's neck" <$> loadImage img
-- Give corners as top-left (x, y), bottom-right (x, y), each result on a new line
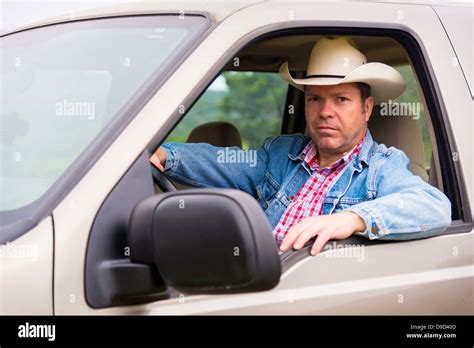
top-left (316, 131), bottom-right (366, 168)
top-left (317, 151), bottom-right (346, 168)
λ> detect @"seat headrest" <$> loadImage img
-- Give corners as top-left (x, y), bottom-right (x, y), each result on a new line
top-left (369, 105), bottom-right (428, 181)
top-left (187, 121), bottom-right (243, 148)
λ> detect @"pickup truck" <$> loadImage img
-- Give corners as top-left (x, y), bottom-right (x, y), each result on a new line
top-left (1, 0), bottom-right (472, 315)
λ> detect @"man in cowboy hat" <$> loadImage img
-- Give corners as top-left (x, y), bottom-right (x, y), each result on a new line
top-left (151, 36), bottom-right (451, 255)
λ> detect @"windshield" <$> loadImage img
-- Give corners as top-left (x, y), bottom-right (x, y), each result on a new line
top-left (1, 15), bottom-right (208, 212)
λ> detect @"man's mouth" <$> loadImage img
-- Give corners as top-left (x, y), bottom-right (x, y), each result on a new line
top-left (316, 126), bottom-right (337, 130)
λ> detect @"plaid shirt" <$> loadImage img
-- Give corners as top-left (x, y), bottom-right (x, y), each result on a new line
top-left (273, 133), bottom-right (366, 245)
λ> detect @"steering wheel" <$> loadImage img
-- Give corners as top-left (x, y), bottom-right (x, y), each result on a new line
top-left (151, 165), bottom-right (177, 192)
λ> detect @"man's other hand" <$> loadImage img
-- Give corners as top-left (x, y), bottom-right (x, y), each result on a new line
top-left (279, 211), bottom-right (367, 256)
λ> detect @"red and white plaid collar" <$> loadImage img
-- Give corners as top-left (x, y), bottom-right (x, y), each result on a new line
top-left (301, 131), bottom-right (367, 171)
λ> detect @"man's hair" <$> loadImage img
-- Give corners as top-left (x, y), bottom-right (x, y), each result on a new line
top-left (354, 82), bottom-right (371, 112)
top-left (355, 82), bottom-right (372, 103)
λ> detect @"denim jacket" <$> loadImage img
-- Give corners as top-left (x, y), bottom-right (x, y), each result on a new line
top-left (161, 130), bottom-right (451, 240)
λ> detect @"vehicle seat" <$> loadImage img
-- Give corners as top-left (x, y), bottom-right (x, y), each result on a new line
top-left (369, 105), bottom-right (429, 182)
top-left (186, 121), bottom-right (243, 148)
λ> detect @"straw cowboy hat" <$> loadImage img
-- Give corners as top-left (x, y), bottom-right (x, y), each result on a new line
top-left (279, 36), bottom-right (406, 104)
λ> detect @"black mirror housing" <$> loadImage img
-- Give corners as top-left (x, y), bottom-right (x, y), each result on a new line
top-left (128, 189), bottom-right (281, 294)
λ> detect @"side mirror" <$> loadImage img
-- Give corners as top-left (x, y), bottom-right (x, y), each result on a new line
top-left (128, 189), bottom-right (281, 294)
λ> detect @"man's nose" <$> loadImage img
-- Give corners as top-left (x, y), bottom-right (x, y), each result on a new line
top-left (319, 99), bottom-right (334, 118)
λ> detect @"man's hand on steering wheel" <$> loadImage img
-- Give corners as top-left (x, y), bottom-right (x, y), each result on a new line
top-left (149, 147), bottom-right (177, 192)
top-left (150, 147), bottom-right (167, 172)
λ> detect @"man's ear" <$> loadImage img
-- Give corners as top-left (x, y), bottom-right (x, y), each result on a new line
top-left (364, 96), bottom-right (374, 122)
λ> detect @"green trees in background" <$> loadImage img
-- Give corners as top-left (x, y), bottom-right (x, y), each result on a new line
top-left (218, 72), bottom-right (287, 148)
top-left (165, 72), bottom-right (287, 149)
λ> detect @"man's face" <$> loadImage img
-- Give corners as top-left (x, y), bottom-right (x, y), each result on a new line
top-left (305, 83), bottom-right (373, 154)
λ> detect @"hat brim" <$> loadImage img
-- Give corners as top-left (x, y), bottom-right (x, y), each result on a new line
top-left (279, 61), bottom-right (406, 105)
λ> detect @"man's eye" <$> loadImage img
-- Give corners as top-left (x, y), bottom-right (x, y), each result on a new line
top-left (337, 96), bottom-right (349, 102)
top-left (308, 96), bottom-right (320, 102)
